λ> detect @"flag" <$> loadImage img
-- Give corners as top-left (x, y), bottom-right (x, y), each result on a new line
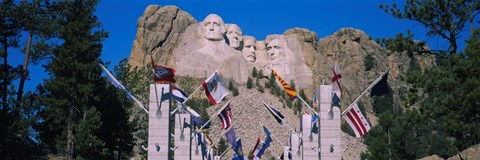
top-left (252, 137), bottom-right (264, 160)
top-left (183, 121), bottom-right (191, 129)
top-left (225, 127), bottom-right (237, 148)
top-left (263, 102), bottom-right (285, 124)
top-left (232, 138), bottom-right (244, 160)
top-left (332, 92), bottom-right (341, 108)
top-left (272, 69), bottom-right (297, 99)
top-left (171, 85), bottom-right (188, 103)
top-left (332, 59), bottom-right (343, 97)
top-left (178, 104), bottom-right (201, 118)
top-left (311, 114), bottom-right (318, 134)
top-left (343, 103), bottom-right (371, 137)
top-left (217, 102), bottom-right (232, 129)
top-left (370, 71), bottom-right (390, 97)
top-left (197, 132), bottom-right (209, 159)
top-left (312, 90), bottom-right (316, 106)
top-left (202, 72), bottom-right (229, 105)
top-left (99, 64), bottom-right (146, 112)
top-left (151, 56), bottom-right (176, 83)
top-left (192, 116), bottom-right (210, 129)
top-left (256, 126), bottom-right (272, 157)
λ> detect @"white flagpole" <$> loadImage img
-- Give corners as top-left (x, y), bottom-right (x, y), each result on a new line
top-left (191, 100), bottom-right (232, 138)
top-left (297, 96), bottom-right (318, 118)
top-left (170, 65), bottom-right (225, 115)
top-left (268, 67), bottom-right (319, 118)
top-left (99, 64), bottom-right (148, 113)
top-left (341, 68), bottom-right (390, 116)
top-left (262, 102), bottom-right (301, 139)
top-left (211, 123), bottom-right (236, 145)
top-left (184, 65), bottom-right (224, 104)
top-left (218, 147), bottom-right (231, 158)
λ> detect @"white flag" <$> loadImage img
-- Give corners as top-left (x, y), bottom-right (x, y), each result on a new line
top-left (332, 59), bottom-right (342, 97)
top-left (202, 73), bottom-right (229, 105)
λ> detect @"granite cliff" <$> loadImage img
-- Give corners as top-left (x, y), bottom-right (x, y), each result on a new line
top-left (127, 5), bottom-right (437, 159)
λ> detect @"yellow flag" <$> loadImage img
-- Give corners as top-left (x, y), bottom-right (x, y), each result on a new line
top-left (272, 70), bottom-right (297, 99)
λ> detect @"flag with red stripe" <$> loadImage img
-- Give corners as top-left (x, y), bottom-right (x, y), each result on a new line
top-left (271, 69), bottom-right (297, 100)
top-left (343, 103), bottom-right (371, 138)
top-left (202, 73), bottom-right (229, 105)
top-left (332, 59), bottom-right (342, 97)
top-left (217, 102), bottom-right (232, 129)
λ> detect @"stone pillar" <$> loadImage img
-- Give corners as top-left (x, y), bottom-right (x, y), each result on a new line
top-left (290, 131), bottom-right (302, 159)
top-left (302, 114), bottom-right (319, 159)
top-left (319, 85), bottom-right (341, 159)
top-left (148, 84), bottom-right (170, 159)
top-left (190, 131), bottom-right (203, 160)
top-left (283, 146), bottom-right (292, 160)
top-left (174, 113), bottom-right (191, 159)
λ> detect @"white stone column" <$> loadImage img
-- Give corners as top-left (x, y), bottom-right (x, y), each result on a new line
top-left (319, 85), bottom-right (341, 159)
top-left (302, 115), bottom-right (319, 159)
top-left (174, 113), bottom-right (191, 159)
top-left (148, 84), bottom-right (170, 159)
top-left (283, 146), bottom-right (291, 160)
top-left (290, 131), bottom-right (302, 159)
top-left (190, 129), bottom-right (203, 160)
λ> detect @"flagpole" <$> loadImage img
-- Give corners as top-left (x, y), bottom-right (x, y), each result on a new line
top-left (182, 65), bottom-right (225, 104)
top-left (170, 65), bottom-right (225, 115)
top-left (341, 68), bottom-right (389, 116)
top-left (297, 96), bottom-right (319, 118)
top-left (191, 100), bottom-right (232, 138)
top-left (218, 147), bottom-right (231, 158)
top-left (262, 102), bottom-right (301, 139)
top-left (99, 64), bottom-right (148, 113)
top-left (211, 123), bottom-right (236, 145)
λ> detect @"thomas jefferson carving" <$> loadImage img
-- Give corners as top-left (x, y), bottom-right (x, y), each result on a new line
top-left (226, 24), bottom-right (243, 49)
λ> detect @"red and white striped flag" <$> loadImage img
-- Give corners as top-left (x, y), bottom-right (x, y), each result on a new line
top-left (343, 103), bottom-right (371, 138)
top-left (217, 102), bottom-right (232, 129)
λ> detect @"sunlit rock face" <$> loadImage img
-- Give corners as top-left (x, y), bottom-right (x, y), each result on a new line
top-left (128, 4), bottom-right (436, 115)
top-left (129, 5), bottom-right (438, 159)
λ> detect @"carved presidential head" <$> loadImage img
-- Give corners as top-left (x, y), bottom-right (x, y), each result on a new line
top-left (266, 35), bottom-right (286, 61)
top-left (242, 36), bottom-right (256, 63)
top-left (201, 14), bottom-right (227, 41)
top-left (226, 24), bottom-right (243, 49)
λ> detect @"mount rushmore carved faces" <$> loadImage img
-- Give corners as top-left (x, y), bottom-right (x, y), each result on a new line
top-left (242, 36), bottom-right (256, 63)
top-left (226, 24), bottom-right (243, 49)
top-left (267, 37), bottom-right (284, 62)
top-left (201, 14), bottom-right (226, 41)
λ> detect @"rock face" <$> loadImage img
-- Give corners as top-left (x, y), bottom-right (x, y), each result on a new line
top-left (128, 5), bottom-right (197, 68)
top-left (128, 5), bottom-right (437, 159)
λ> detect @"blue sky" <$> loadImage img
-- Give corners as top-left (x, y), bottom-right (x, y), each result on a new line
top-left (9, 0), bottom-right (474, 93)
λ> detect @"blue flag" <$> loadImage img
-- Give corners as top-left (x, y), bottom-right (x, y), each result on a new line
top-left (225, 127), bottom-right (237, 148)
top-left (192, 116), bottom-right (210, 129)
top-left (257, 126), bottom-right (272, 157)
top-left (233, 138), bottom-right (244, 160)
top-left (311, 114), bottom-right (318, 134)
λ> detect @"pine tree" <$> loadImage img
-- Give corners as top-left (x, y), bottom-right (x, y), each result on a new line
top-left (252, 67), bottom-right (258, 78)
top-left (380, 0), bottom-right (480, 55)
top-left (246, 77), bottom-right (253, 89)
top-left (39, 1), bottom-right (111, 159)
